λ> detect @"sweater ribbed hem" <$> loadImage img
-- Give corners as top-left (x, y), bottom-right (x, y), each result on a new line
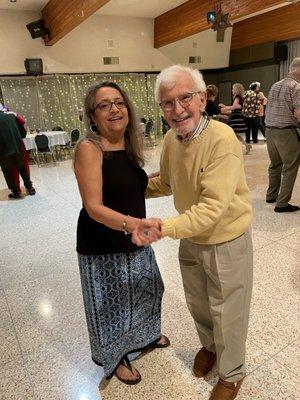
top-left (161, 218), bottom-right (176, 238)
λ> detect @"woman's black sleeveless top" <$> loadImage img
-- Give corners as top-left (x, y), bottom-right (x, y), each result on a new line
top-left (76, 150), bottom-right (148, 255)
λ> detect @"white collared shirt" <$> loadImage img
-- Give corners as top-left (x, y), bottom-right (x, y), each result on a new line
top-left (176, 114), bottom-right (210, 142)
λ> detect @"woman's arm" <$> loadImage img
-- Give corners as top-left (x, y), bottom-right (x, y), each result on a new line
top-left (219, 98), bottom-right (241, 113)
top-left (74, 140), bottom-right (141, 233)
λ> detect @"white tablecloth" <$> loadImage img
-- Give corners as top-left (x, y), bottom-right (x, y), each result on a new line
top-left (23, 131), bottom-right (69, 150)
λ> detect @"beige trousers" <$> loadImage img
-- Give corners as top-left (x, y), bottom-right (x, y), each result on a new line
top-left (179, 228), bottom-right (253, 382)
top-left (266, 128), bottom-right (300, 207)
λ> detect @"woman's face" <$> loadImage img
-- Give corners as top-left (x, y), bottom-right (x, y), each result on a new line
top-left (91, 87), bottom-right (129, 138)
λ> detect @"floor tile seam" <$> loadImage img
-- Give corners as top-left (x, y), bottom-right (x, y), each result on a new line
top-left (0, 268), bottom-right (78, 292)
top-left (253, 236), bottom-right (300, 255)
top-left (151, 346), bottom-right (208, 395)
top-left (1, 288), bottom-right (32, 374)
top-left (268, 228), bottom-right (300, 242)
top-left (248, 336), bottom-right (300, 364)
top-left (279, 243), bottom-right (300, 254)
top-left (50, 186), bottom-right (80, 205)
top-left (18, 333), bottom-right (81, 363)
top-left (0, 227), bottom-right (75, 252)
top-left (245, 345), bottom-right (300, 382)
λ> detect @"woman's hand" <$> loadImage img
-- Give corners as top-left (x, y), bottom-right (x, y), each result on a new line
top-left (131, 218), bottom-right (162, 246)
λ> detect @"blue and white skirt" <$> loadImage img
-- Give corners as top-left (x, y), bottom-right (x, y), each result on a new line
top-left (78, 246), bottom-right (164, 377)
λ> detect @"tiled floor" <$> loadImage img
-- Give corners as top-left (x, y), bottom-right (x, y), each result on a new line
top-left (0, 138), bottom-right (299, 400)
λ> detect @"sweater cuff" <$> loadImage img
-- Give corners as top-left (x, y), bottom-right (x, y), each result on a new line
top-left (161, 218), bottom-right (176, 238)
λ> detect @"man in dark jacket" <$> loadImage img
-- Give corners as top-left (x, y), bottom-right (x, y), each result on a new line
top-left (0, 110), bottom-right (35, 199)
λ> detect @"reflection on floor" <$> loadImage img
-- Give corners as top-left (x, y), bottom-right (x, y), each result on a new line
top-left (0, 139), bottom-right (299, 400)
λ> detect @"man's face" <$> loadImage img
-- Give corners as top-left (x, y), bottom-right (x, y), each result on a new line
top-left (159, 73), bottom-right (206, 136)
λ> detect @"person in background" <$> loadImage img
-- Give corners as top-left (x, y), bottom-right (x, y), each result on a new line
top-left (0, 109), bottom-right (35, 199)
top-left (219, 83), bottom-right (251, 154)
top-left (205, 84), bottom-right (221, 117)
top-left (74, 81), bottom-right (169, 386)
top-left (133, 65), bottom-right (253, 400)
top-left (11, 112), bottom-right (31, 195)
top-left (264, 57), bottom-right (300, 213)
top-left (161, 115), bottom-right (170, 135)
top-left (255, 82), bottom-right (268, 140)
top-left (242, 82), bottom-right (262, 144)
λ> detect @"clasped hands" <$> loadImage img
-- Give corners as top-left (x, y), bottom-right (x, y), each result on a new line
top-left (131, 218), bottom-right (162, 246)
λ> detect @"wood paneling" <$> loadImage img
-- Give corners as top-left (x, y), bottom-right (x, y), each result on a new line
top-left (231, 3), bottom-right (300, 50)
top-left (42, 0), bottom-right (111, 46)
top-left (154, 0), bottom-right (284, 48)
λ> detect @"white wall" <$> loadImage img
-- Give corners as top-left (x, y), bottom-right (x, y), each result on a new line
top-left (0, 9), bottom-right (231, 74)
top-left (158, 28), bottom-right (232, 70)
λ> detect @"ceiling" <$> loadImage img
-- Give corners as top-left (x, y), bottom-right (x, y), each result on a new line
top-left (0, 0), bottom-right (188, 17)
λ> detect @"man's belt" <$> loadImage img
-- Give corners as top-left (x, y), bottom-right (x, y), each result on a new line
top-left (266, 125), bottom-right (297, 129)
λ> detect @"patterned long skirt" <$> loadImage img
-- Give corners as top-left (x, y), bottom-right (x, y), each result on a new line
top-left (78, 246), bottom-right (164, 377)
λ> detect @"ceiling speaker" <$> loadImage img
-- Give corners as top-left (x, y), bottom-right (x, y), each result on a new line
top-left (26, 19), bottom-right (49, 39)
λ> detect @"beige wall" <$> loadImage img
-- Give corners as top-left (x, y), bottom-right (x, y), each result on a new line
top-left (159, 28), bottom-right (232, 70)
top-left (0, 9), bottom-right (230, 74)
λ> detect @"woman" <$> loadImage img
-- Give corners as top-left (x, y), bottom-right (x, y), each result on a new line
top-left (74, 81), bottom-right (169, 385)
top-left (205, 84), bottom-right (221, 117)
top-left (220, 83), bottom-right (252, 154)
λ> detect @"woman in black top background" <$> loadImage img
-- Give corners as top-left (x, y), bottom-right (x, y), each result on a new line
top-left (205, 84), bottom-right (222, 117)
top-left (74, 81), bottom-right (169, 386)
top-left (219, 83), bottom-right (252, 155)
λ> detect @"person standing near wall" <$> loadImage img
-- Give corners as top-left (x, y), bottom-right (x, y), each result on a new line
top-left (265, 57), bottom-right (300, 213)
top-left (255, 82), bottom-right (268, 139)
top-left (242, 83), bottom-right (262, 144)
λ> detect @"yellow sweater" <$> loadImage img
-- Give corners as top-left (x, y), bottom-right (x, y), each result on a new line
top-left (146, 119), bottom-right (252, 244)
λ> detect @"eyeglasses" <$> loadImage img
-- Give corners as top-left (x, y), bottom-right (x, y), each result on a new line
top-left (92, 99), bottom-right (127, 113)
top-left (159, 92), bottom-right (200, 111)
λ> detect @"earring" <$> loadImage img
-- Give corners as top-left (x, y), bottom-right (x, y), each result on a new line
top-left (89, 123), bottom-right (98, 133)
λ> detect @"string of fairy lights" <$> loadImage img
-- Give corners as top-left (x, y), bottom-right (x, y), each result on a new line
top-left (0, 74), bottom-right (162, 137)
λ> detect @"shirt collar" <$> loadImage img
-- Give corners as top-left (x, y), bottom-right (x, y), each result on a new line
top-left (176, 114), bottom-right (209, 142)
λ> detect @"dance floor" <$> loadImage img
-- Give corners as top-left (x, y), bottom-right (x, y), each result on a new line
top-left (0, 137), bottom-right (299, 399)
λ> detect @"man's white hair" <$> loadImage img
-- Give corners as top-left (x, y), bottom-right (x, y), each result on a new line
top-left (154, 65), bottom-right (206, 103)
top-left (289, 57), bottom-right (300, 73)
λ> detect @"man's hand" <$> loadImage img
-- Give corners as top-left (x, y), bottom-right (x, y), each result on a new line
top-left (131, 218), bottom-right (162, 246)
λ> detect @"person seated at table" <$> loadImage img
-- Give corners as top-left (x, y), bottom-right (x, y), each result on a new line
top-left (0, 109), bottom-right (35, 199)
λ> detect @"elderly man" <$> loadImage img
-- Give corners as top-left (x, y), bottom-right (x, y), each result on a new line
top-left (133, 65), bottom-right (253, 400)
top-left (265, 57), bottom-right (300, 213)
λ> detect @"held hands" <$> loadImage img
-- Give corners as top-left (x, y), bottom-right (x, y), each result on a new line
top-left (131, 218), bottom-right (162, 246)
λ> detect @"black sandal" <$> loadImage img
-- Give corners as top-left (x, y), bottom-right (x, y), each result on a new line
top-left (115, 355), bottom-right (141, 385)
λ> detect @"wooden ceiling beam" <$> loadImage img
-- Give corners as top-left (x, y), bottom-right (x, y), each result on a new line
top-left (42, 0), bottom-right (111, 46)
top-left (154, 0), bottom-right (285, 48)
top-left (231, 3), bottom-right (300, 50)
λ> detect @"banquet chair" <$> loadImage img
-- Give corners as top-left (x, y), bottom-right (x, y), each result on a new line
top-left (70, 129), bottom-right (80, 146)
top-left (34, 134), bottom-right (57, 167)
top-left (144, 120), bottom-right (157, 148)
top-left (68, 129), bottom-right (80, 157)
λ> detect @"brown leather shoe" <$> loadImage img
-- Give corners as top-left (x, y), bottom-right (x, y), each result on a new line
top-left (209, 378), bottom-right (244, 400)
top-left (193, 347), bottom-right (216, 377)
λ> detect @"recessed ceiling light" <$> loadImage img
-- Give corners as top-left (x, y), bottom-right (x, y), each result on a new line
top-left (10, 0), bottom-right (17, 3)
